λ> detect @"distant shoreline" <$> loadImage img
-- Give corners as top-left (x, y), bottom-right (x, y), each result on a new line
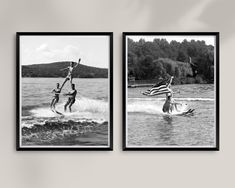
top-left (22, 61), bottom-right (108, 78)
top-left (128, 83), bottom-right (214, 88)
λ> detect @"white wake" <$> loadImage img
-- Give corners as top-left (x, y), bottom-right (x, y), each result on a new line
top-left (30, 97), bottom-right (108, 121)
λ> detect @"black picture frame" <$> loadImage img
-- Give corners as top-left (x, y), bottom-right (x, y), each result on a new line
top-left (16, 32), bottom-right (113, 151)
top-left (123, 32), bottom-right (219, 151)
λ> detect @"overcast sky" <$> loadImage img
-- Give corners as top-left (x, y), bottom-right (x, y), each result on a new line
top-left (20, 35), bottom-right (110, 68)
top-left (128, 35), bottom-right (215, 46)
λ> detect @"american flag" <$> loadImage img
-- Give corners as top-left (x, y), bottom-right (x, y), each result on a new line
top-left (142, 78), bottom-right (172, 96)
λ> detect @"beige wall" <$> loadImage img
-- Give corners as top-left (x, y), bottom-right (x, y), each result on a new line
top-left (0, 0), bottom-right (233, 187)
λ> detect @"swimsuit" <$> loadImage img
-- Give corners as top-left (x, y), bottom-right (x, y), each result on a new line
top-left (66, 97), bottom-right (75, 105)
top-left (162, 93), bottom-right (173, 113)
top-left (53, 88), bottom-right (60, 102)
top-left (66, 67), bottom-right (73, 80)
top-left (162, 100), bottom-right (171, 112)
top-left (65, 90), bottom-right (77, 106)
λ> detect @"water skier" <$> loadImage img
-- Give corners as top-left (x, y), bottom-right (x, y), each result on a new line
top-left (60, 58), bottom-right (81, 89)
top-left (64, 83), bottom-right (77, 112)
top-left (162, 76), bottom-right (181, 114)
top-left (50, 83), bottom-right (61, 111)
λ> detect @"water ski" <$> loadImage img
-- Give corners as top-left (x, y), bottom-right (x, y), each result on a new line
top-left (54, 110), bottom-right (64, 116)
top-left (163, 108), bottom-right (195, 116)
top-left (178, 108), bottom-right (195, 116)
top-left (51, 108), bottom-right (64, 116)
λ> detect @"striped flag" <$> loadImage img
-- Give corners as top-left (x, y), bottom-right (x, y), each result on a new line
top-left (142, 77), bottom-right (172, 96)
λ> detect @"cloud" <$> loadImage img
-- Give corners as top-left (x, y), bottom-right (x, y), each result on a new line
top-left (64, 45), bottom-right (80, 54)
top-left (23, 44), bottom-right (81, 65)
top-left (45, 45), bottom-right (80, 61)
top-left (36, 43), bottom-right (50, 52)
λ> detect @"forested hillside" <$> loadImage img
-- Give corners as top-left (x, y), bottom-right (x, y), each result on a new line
top-left (128, 38), bottom-right (214, 84)
top-left (22, 61), bottom-right (108, 78)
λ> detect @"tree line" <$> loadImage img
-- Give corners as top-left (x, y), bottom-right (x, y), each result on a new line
top-left (128, 38), bottom-right (214, 84)
top-left (22, 61), bottom-right (108, 78)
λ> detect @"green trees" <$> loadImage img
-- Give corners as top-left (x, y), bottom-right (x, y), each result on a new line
top-left (128, 38), bottom-right (214, 84)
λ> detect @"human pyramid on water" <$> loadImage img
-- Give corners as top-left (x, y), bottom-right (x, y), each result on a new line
top-left (50, 58), bottom-right (81, 114)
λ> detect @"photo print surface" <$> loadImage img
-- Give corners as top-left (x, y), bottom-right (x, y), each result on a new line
top-left (17, 32), bottom-right (113, 150)
top-left (123, 32), bottom-right (219, 150)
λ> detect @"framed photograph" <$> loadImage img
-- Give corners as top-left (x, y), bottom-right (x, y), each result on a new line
top-left (123, 32), bottom-right (219, 150)
top-left (16, 32), bottom-right (113, 150)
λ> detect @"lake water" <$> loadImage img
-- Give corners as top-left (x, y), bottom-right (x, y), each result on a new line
top-left (21, 78), bottom-right (110, 147)
top-left (127, 84), bottom-right (216, 148)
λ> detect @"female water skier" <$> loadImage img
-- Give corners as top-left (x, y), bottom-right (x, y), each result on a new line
top-left (162, 76), bottom-right (181, 114)
top-left (64, 83), bottom-right (77, 112)
top-left (50, 83), bottom-right (61, 112)
top-left (60, 58), bottom-right (81, 89)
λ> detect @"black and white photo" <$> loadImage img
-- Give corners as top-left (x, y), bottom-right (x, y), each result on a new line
top-left (123, 32), bottom-right (219, 150)
top-left (17, 32), bottom-right (113, 150)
